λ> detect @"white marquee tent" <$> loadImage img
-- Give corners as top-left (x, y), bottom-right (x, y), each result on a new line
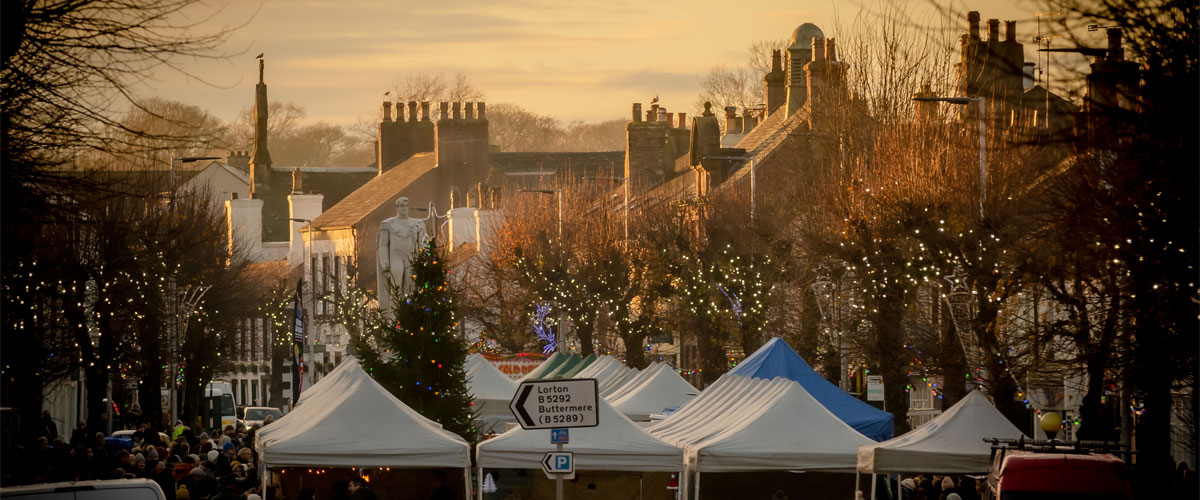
top-left (607, 363), bottom-right (697, 421)
top-left (856, 390), bottom-right (1026, 474)
top-left (292, 356), bottom-right (357, 407)
top-left (255, 361), bottom-right (470, 469)
top-left (649, 375), bottom-right (874, 498)
top-left (465, 353), bottom-right (519, 433)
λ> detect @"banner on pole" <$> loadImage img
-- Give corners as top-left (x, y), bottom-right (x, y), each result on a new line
top-left (292, 278), bottom-right (305, 397)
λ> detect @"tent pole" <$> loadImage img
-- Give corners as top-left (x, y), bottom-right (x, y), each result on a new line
top-left (695, 471), bottom-right (700, 500)
top-left (855, 471), bottom-right (861, 495)
top-left (870, 473), bottom-right (877, 500)
top-left (467, 467), bottom-right (475, 500)
top-left (897, 474), bottom-right (902, 500)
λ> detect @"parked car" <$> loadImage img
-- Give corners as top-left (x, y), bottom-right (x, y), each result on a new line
top-left (1, 478), bottom-right (166, 499)
top-left (241, 406), bottom-right (283, 431)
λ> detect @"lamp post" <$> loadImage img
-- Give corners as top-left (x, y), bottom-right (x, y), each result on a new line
top-left (165, 155), bottom-right (220, 425)
top-left (911, 96), bottom-right (987, 218)
top-left (1040, 410), bottom-right (1062, 440)
top-left (278, 217), bottom-right (312, 396)
top-left (812, 274), bottom-right (849, 390)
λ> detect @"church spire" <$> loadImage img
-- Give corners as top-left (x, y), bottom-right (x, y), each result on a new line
top-left (249, 57), bottom-right (272, 198)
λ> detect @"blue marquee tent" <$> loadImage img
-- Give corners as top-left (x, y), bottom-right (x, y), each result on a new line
top-left (727, 337), bottom-right (895, 441)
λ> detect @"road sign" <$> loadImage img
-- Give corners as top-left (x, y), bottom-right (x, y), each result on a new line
top-left (551, 428), bottom-right (569, 444)
top-left (543, 451), bottom-right (574, 475)
top-left (510, 379), bottom-right (599, 430)
top-left (866, 375), bottom-right (884, 401)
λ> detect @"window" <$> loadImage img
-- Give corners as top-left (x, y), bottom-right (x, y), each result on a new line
top-left (240, 380), bottom-right (248, 406)
top-left (261, 317), bottom-right (270, 361)
top-left (251, 380), bottom-right (258, 406)
top-left (334, 255), bottom-right (342, 303)
top-left (311, 256), bottom-right (318, 315)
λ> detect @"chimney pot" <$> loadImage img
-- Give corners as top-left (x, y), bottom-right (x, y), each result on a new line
top-left (811, 37), bottom-right (826, 62)
top-left (632, 103), bottom-right (643, 122)
top-left (987, 19), bottom-right (1000, 41)
top-left (677, 112), bottom-right (687, 128)
top-left (408, 101), bottom-right (418, 123)
top-left (421, 101), bottom-right (431, 121)
top-left (646, 110), bottom-right (654, 122)
top-left (439, 102), bottom-right (449, 121)
top-left (452, 101), bottom-right (461, 120)
top-left (1004, 20), bottom-right (1016, 42)
top-left (292, 168), bottom-right (303, 194)
top-left (968, 11), bottom-right (980, 39)
top-left (658, 107), bottom-right (668, 122)
top-left (666, 112), bottom-right (675, 127)
top-left (465, 102), bottom-right (476, 120)
top-left (477, 102), bottom-right (486, 120)
top-left (382, 101), bottom-right (393, 122)
top-left (771, 49), bottom-right (782, 72)
top-left (826, 38), bottom-right (837, 62)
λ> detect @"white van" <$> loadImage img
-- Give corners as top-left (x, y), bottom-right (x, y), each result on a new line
top-left (204, 381), bottom-right (237, 430)
top-left (1, 478), bottom-right (166, 500)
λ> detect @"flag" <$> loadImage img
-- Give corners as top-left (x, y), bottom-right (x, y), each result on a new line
top-left (292, 278), bottom-right (305, 397)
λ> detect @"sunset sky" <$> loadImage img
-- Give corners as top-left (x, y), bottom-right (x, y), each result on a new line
top-left (147, 1), bottom-right (1059, 128)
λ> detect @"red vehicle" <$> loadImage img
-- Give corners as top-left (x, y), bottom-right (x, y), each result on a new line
top-left (985, 439), bottom-right (1132, 500)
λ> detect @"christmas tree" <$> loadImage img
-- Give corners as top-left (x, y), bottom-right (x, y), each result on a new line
top-left (364, 240), bottom-right (475, 441)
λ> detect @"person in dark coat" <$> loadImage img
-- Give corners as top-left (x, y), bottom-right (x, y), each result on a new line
top-left (69, 421), bottom-right (89, 449)
top-left (347, 477), bottom-right (378, 500)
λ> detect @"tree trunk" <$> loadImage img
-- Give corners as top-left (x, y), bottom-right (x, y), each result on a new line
top-left (876, 288), bottom-right (910, 436)
top-left (796, 285), bottom-right (821, 366)
top-left (939, 298), bottom-right (968, 407)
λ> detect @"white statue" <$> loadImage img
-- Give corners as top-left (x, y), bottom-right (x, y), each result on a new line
top-left (377, 197), bottom-right (428, 314)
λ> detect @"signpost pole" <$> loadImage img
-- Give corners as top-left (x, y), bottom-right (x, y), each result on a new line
top-left (555, 441), bottom-right (564, 500)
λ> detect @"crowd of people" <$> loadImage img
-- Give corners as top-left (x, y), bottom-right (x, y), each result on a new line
top-left (898, 475), bottom-right (979, 500)
top-left (5, 412), bottom-right (277, 500)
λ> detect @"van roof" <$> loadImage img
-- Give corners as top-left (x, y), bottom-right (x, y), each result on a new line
top-left (999, 452), bottom-right (1129, 495)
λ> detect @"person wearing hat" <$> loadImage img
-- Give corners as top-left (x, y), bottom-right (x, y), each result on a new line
top-left (175, 485), bottom-right (190, 500)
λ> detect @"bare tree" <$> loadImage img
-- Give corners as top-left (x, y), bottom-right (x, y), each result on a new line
top-left (390, 72), bottom-right (484, 103)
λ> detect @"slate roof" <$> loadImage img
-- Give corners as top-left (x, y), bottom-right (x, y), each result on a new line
top-left (306, 153), bottom-right (438, 231)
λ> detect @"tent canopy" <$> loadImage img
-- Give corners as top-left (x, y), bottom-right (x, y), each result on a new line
top-left (293, 356), bottom-right (357, 407)
top-left (255, 362), bottom-right (469, 468)
top-left (650, 375), bottom-right (874, 472)
top-left (518, 352), bottom-right (564, 382)
top-left (728, 338), bottom-right (894, 441)
top-left (477, 396), bottom-right (683, 472)
top-left (608, 363), bottom-right (697, 421)
top-left (466, 353), bottom-right (518, 402)
top-left (857, 391), bottom-right (1026, 474)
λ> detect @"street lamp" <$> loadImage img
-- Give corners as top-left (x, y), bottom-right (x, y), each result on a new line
top-left (911, 96), bottom-right (987, 219)
top-left (165, 155), bottom-right (219, 426)
top-left (812, 274), bottom-right (849, 390)
top-left (943, 270), bottom-right (984, 390)
top-left (278, 217), bottom-right (312, 394)
top-left (520, 189), bottom-right (562, 240)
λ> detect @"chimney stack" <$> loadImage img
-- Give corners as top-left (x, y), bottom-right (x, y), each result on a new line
top-left (724, 106), bottom-right (739, 134)
top-left (968, 11), bottom-right (980, 39)
top-left (765, 49), bottom-right (787, 117)
top-left (632, 103), bottom-right (643, 122)
top-left (812, 37), bottom-right (827, 62)
top-left (987, 19), bottom-right (1000, 41)
top-left (1107, 28), bottom-right (1124, 60)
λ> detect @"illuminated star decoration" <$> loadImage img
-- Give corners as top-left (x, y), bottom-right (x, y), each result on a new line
top-left (533, 302), bottom-right (557, 354)
top-left (716, 283), bottom-right (743, 324)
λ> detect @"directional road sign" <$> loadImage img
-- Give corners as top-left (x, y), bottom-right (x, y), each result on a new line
top-left (542, 451), bottom-right (574, 475)
top-left (510, 379), bottom-right (599, 430)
